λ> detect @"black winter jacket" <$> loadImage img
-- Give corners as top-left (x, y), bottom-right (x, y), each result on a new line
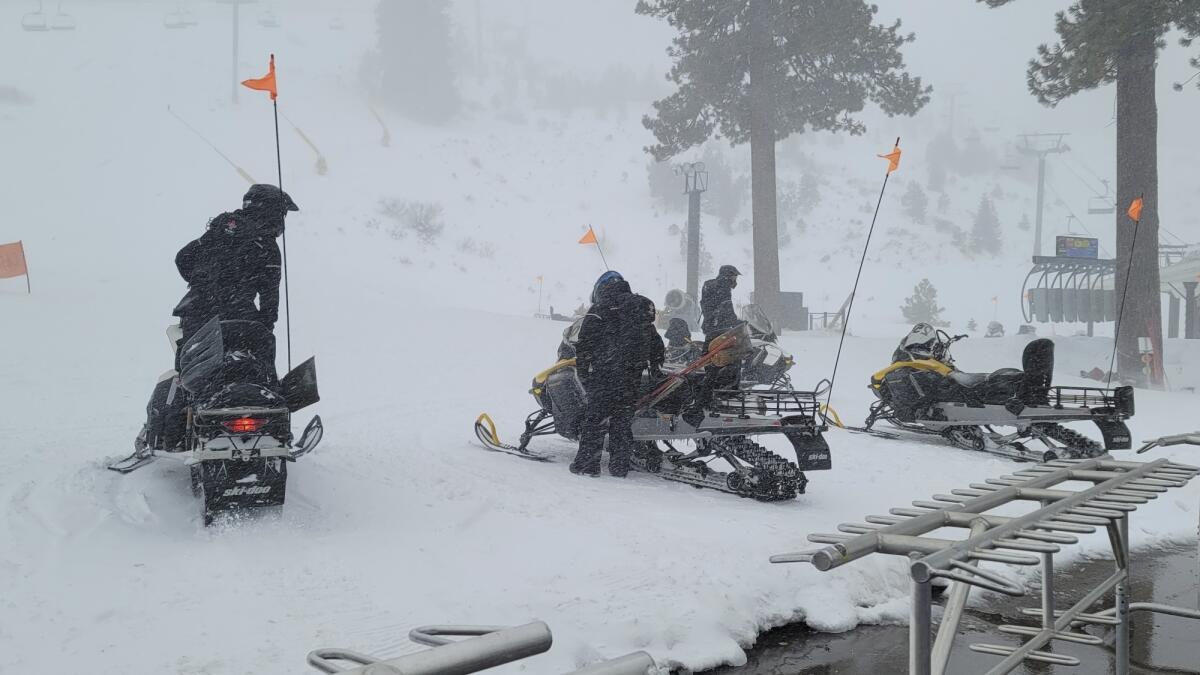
top-left (172, 214), bottom-right (282, 329)
top-left (700, 277), bottom-right (738, 337)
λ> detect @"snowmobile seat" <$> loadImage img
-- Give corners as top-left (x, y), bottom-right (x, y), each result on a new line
top-left (948, 368), bottom-right (1022, 389)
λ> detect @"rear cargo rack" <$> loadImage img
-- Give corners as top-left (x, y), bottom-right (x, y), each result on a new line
top-left (1044, 385), bottom-right (1132, 415)
top-left (710, 389), bottom-right (822, 420)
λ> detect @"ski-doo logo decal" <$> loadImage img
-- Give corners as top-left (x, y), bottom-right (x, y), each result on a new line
top-left (221, 485), bottom-right (272, 497)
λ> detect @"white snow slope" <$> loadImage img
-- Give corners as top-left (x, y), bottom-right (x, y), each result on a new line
top-left (2, 3), bottom-right (1199, 674)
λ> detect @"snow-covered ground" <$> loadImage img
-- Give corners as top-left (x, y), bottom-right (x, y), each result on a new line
top-left (2, 2), bottom-right (1200, 674)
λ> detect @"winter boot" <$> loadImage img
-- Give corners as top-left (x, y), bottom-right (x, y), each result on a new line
top-left (570, 459), bottom-right (601, 477)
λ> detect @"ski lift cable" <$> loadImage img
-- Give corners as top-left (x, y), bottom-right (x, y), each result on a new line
top-left (1063, 154), bottom-right (1112, 193)
top-left (1060, 158), bottom-right (1188, 246)
top-left (1058, 157), bottom-right (1107, 199)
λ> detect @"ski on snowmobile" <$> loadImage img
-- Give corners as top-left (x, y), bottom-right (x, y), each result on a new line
top-left (474, 413), bottom-right (552, 461)
top-left (862, 327), bottom-right (1134, 462)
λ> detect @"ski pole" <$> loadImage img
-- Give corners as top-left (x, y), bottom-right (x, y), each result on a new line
top-left (823, 138), bottom-right (901, 423)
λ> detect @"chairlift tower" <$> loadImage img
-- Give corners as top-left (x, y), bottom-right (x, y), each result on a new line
top-left (1018, 133), bottom-right (1070, 257)
top-left (677, 162), bottom-right (708, 301)
top-left (217, 0), bottom-right (257, 104)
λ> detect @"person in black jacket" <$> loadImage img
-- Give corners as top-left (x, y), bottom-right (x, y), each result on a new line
top-left (173, 184), bottom-right (298, 344)
top-left (139, 185), bottom-right (298, 453)
top-left (571, 279), bottom-right (664, 477)
top-left (700, 265), bottom-right (741, 344)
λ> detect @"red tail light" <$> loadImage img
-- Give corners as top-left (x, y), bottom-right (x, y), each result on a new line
top-left (223, 417), bottom-right (265, 434)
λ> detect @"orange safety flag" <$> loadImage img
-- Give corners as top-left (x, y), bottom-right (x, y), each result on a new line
top-left (241, 54), bottom-right (278, 100)
top-left (0, 240), bottom-right (29, 279)
top-left (578, 226), bottom-right (598, 245)
top-left (1127, 196), bottom-right (1144, 222)
top-left (878, 144), bottom-right (901, 174)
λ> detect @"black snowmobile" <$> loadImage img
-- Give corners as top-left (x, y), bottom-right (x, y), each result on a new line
top-left (859, 324), bottom-right (1133, 462)
top-left (110, 318), bottom-right (323, 525)
top-left (476, 324), bottom-right (831, 501)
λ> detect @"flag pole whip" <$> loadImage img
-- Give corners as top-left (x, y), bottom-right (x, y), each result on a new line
top-left (1107, 193), bottom-right (1144, 388)
top-left (823, 138), bottom-right (900, 423)
top-left (243, 53), bottom-right (292, 372)
top-left (593, 225), bottom-right (610, 270)
top-left (274, 95), bottom-right (292, 372)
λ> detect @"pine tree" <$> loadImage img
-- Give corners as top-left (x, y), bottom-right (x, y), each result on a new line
top-left (977, 1), bottom-right (1200, 382)
top-left (967, 318), bottom-right (979, 333)
top-left (371, 0), bottom-right (461, 124)
top-left (971, 194), bottom-right (1002, 256)
top-left (901, 182), bottom-right (928, 224)
top-left (925, 132), bottom-right (957, 192)
top-left (638, 0), bottom-right (929, 313)
top-left (901, 279), bottom-right (949, 327)
top-left (1018, 213), bottom-right (1032, 231)
top-left (797, 172), bottom-right (822, 212)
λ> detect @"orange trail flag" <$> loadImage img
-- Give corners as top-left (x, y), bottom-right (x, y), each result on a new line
top-left (1127, 196), bottom-right (1144, 222)
top-left (578, 226), bottom-right (598, 245)
top-left (242, 54), bottom-right (278, 101)
top-left (0, 240), bottom-right (31, 293)
top-left (878, 141), bottom-right (902, 174)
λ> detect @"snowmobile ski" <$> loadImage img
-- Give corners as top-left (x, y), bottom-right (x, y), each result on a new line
top-left (107, 450), bottom-right (157, 474)
top-left (474, 414), bottom-right (552, 462)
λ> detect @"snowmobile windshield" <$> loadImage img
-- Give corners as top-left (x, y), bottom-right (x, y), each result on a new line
top-left (895, 323), bottom-right (940, 361)
top-left (741, 304), bottom-right (776, 340)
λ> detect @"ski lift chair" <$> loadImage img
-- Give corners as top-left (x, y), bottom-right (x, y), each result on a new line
top-left (21, 2), bottom-right (48, 31)
top-left (49, 2), bottom-right (75, 31)
top-left (1088, 179), bottom-right (1116, 215)
top-left (1088, 195), bottom-right (1115, 215)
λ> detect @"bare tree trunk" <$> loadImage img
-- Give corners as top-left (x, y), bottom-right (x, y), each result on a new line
top-left (748, 0), bottom-right (780, 315)
top-left (1114, 33), bottom-right (1163, 386)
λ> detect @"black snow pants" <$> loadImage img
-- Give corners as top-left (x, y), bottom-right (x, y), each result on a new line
top-left (573, 382), bottom-right (636, 476)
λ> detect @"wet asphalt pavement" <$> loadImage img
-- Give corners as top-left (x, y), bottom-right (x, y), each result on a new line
top-left (708, 543), bottom-right (1200, 675)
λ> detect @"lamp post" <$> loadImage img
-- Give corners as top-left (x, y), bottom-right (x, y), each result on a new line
top-left (678, 162), bottom-right (708, 301)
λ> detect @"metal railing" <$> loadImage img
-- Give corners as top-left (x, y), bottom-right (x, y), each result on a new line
top-left (771, 434), bottom-right (1200, 675)
top-left (308, 622), bottom-right (656, 675)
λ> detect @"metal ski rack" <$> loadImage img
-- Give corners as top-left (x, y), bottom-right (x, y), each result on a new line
top-left (771, 434), bottom-right (1200, 675)
top-left (308, 621), bottom-right (656, 675)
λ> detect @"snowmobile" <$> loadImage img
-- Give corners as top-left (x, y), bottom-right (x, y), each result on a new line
top-left (110, 318), bottom-right (324, 525)
top-left (475, 324), bottom-right (831, 501)
top-left (858, 324), bottom-right (1134, 462)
